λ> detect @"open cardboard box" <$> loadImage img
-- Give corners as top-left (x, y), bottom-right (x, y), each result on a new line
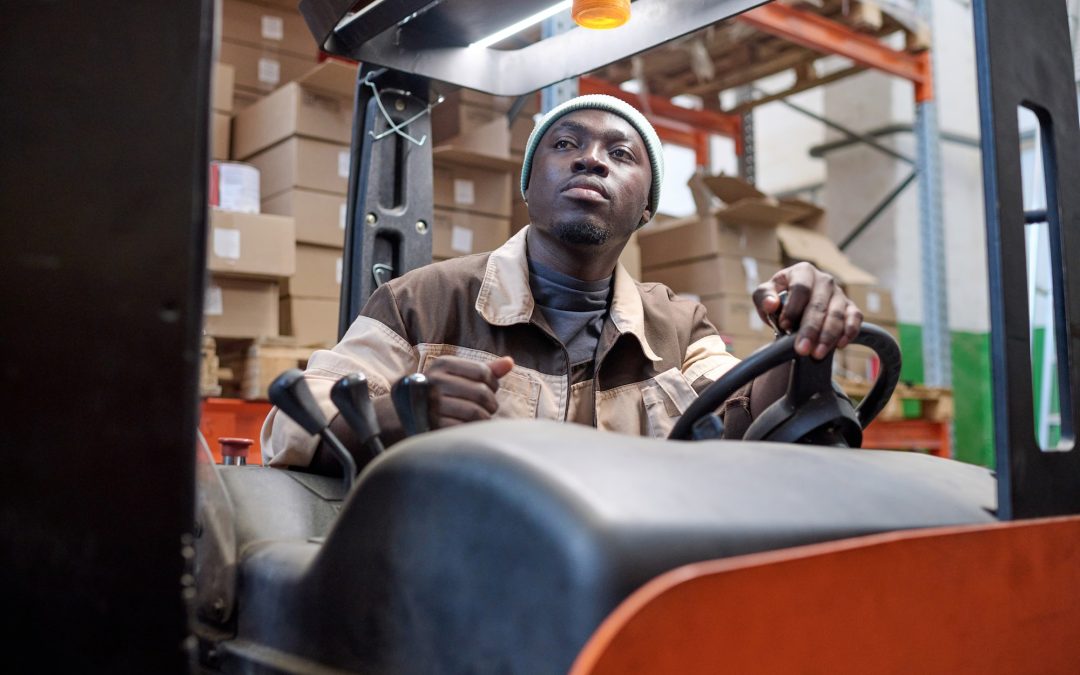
top-left (694, 173), bottom-right (825, 232)
top-left (775, 224), bottom-right (878, 286)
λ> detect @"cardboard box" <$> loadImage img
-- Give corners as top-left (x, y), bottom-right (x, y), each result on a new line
top-left (204, 276), bottom-right (279, 338)
top-left (434, 164), bottom-right (512, 218)
top-left (280, 297), bottom-right (340, 346)
top-left (433, 208), bottom-right (511, 258)
top-left (700, 294), bottom-right (769, 337)
top-left (213, 63), bottom-right (235, 113)
top-left (692, 172), bottom-right (825, 232)
top-left (776, 224), bottom-right (877, 285)
top-left (643, 256), bottom-right (777, 299)
top-left (207, 209), bottom-right (296, 277)
top-left (620, 232), bottom-right (641, 281)
top-left (221, 0), bottom-right (317, 58)
top-left (283, 244), bottom-right (342, 300)
top-left (246, 137), bottom-right (352, 198)
top-left (432, 95), bottom-right (511, 158)
top-left (263, 189), bottom-right (347, 247)
top-left (218, 40), bottom-right (317, 93)
top-left (212, 112), bottom-right (231, 160)
top-left (721, 332), bottom-right (776, 358)
top-left (638, 215), bottom-right (781, 269)
top-left (233, 87), bottom-right (264, 111)
top-left (511, 113), bottom-right (537, 156)
top-left (844, 283), bottom-right (897, 323)
top-left (510, 193), bottom-right (530, 236)
top-left (233, 59), bottom-right (358, 159)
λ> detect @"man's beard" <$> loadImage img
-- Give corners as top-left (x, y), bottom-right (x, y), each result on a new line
top-left (551, 219), bottom-right (611, 246)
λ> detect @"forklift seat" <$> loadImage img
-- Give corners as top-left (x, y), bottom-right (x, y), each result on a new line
top-left (197, 419), bottom-right (995, 674)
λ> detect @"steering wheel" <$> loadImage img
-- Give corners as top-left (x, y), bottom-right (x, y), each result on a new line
top-left (668, 324), bottom-right (902, 446)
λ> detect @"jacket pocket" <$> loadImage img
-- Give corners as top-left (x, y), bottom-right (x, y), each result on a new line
top-left (641, 368), bottom-right (698, 438)
top-left (495, 369), bottom-right (541, 419)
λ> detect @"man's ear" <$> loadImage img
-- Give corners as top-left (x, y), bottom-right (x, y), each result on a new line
top-left (639, 207), bottom-right (653, 226)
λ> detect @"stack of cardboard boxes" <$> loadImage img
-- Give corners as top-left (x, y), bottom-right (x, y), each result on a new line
top-left (211, 63), bottom-right (235, 160)
top-left (639, 174), bottom-right (813, 356)
top-left (232, 60), bottom-right (358, 346)
top-left (217, 0), bottom-right (319, 111)
top-left (204, 62), bottom-right (297, 341)
top-left (639, 173), bottom-right (896, 362)
top-left (430, 91), bottom-right (518, 262)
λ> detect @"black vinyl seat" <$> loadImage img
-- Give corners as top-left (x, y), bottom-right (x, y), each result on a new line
top-left (199, 420), bottom-right (995, 674)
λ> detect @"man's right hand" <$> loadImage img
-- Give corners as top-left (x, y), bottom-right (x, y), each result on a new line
top-left (424, 355), bottom-right (515, 428)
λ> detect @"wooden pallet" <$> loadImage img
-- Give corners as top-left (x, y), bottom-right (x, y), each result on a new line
top-left (211, 337), bottom-right (316, 400)
top-left (839, 378), bottom-right (954, 422)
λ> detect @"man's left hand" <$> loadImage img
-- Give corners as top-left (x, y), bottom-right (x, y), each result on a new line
top-left (752, 261), bottom-right (863, 360)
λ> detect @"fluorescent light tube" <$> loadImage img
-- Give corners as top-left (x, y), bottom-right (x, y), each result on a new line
top-left (469, 1), bottom-right (573, 49)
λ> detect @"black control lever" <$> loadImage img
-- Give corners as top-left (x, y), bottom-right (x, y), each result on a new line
top-left (765, 290), bottom-right (791, 336)
top-left (268, 369), bottom-right (357, 492)
top-left (391, 373), bottom-right (433, 437)
top-left (331, 373), bottom-right (385, 460)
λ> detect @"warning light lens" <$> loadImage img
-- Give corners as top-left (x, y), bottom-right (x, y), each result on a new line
top-left (572, 0), bottom-right (631, 29)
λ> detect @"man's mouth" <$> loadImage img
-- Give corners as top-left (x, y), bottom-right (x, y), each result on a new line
top-left (561, 180), bottom-right (609, 202)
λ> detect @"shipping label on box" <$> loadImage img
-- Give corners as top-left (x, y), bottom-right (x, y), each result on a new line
top-left (432, 209), bottom-right (511, 258)
top-left (262, 189), bottom-right (347, 247)
top-left (207, 209), bottom-right (296, 277)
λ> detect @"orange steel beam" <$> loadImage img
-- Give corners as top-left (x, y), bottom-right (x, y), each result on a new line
top-left (578, 76), bottom-right (743, 140)
top-left (572, 516), bottom-right (1080, 674)
top-left (738, 2), bottom-right (933, 103)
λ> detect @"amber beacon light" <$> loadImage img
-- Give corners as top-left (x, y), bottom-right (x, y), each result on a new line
top-left (572, 0), bottom-right (631, 29)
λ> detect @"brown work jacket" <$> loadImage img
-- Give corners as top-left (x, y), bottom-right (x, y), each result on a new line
top-left (263, 226), bottom-right (774, 467)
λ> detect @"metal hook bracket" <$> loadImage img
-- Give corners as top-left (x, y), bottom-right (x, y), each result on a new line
top-left (360, 67), bottom-right (444, 146)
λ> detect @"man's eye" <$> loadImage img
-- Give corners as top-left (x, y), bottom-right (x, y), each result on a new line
top-left (611, 147), bottom-right (632, 159)
top-left (554, 139), bottom-right (574, 149)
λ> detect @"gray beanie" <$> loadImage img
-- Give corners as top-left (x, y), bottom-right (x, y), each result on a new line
top-left (519, 94), bottom-right (664, 222)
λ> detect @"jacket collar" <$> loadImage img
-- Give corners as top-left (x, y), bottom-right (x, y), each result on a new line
top-left (475, 225), bottom-right (662, 362)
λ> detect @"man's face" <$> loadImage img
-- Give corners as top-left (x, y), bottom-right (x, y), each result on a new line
top-left (525, 109), bottom-right (653, 246)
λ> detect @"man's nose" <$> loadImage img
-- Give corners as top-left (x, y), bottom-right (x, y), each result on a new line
top-left (572, 143), bottom-right (609, 176)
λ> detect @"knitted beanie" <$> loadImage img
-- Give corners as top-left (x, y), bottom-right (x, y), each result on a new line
top-left (519, 94), bottom-right (664, 222)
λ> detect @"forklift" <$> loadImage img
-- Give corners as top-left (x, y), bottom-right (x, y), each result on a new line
top-left (2, 0), bottom-right (1079, 673)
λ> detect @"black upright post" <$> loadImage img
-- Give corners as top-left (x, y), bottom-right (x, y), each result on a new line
top-left (0, 0), bottom-right (212, 669)
top-left (974, 0), bottom-right (1080, 518)
top-left (339, 66), bottom-right (434, 337)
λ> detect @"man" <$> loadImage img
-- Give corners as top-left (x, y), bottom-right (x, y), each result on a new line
top-left (262, 94), bottom-right (863, 471)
